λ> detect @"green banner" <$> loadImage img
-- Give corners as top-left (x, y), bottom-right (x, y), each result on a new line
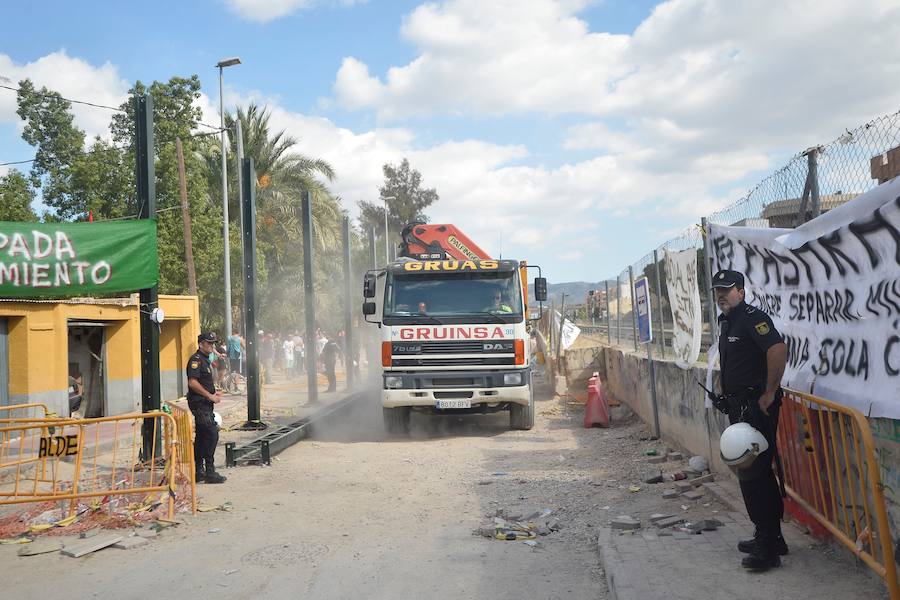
top-left (0, 220), bottom-right (159, 297)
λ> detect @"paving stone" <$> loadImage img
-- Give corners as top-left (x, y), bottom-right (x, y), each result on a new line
top-left (675, 481), bottom-right (694, 492)
top-left (611, 515), bottom-right (641, 530)
top-left (136, 529), bottom-right (158, 539)
top-left (112, 536), bottom-right (149, 550)
top-left (18, 538), bottom-right (63, 556)
top-left (682, 490), bottom-right (704, 501)
top-left (667, 452), bottom-right (683, 461)
top-left (662, 489), bottom-right (680, 499)
top-left (646, 455), bottom-right (667, 464)
top-left (60, 533), bottom-right (123, 557)
top-left (655, 516), bottom-right (685, 528)
top-left (649, 513), bottom-right (676, 524)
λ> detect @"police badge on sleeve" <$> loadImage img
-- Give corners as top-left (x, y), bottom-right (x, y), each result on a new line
top-left (754, 322), bottom-right (770, 335)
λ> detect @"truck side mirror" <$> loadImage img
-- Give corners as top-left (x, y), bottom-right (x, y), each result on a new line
top-left (363, 273), bottom-right (377, 298)
top-left (534, 277), bottom-right (548, 302)
top-left (362, 301), bottom-right (376, 315)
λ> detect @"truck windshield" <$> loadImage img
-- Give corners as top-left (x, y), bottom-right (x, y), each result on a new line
top-left (385, 271), bottom-right (523, 320)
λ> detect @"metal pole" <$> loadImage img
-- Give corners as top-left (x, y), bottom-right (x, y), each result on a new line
top-left (383, 203), bottom-right (389, 266)
top-left (629, 266), bottom-right (638, 352)
top-left (219, 66), bottom-right (233, 340)
top-left (557, 294), bottom-right (567, 372)
top-left (616, 275), bottom-right (621, 346)
top-left (605, 280), bottom-right (611, 345)
top-left (653, 249), bottom-right (666, 358)
top-left (342, 216), bottom-right (354, 390)
top-left (301, 190), bottom-right (319, 405)
top-left (701, 218), bottom-right (718, 349)
top-left (241, 158), bottom-right (264, 429)
top-left (648, 339), bottom-right (660, 439)
top-left (809, 148), bottom-right (821, 219)
top-left (368, 227), bottom-right (377, 270)
top-left (136, 94), bottom-right (160, 460)
top-left (236, 118), bottom-right (245, 338)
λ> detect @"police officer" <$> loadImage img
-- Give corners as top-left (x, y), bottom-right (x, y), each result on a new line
top-left (187, 332), bottom-right (226, 484)
top-left (712, 269), bottom-right (788, 571)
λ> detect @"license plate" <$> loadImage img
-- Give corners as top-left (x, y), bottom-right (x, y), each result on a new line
top-left (436, 399), bottom-right (471, 409)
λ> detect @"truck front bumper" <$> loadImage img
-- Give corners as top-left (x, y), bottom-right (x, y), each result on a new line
top-left (381, 368), bottom-right (531, 409)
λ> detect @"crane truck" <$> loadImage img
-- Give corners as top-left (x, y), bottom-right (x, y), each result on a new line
top-left (362, 223), bottom-right (548, 433)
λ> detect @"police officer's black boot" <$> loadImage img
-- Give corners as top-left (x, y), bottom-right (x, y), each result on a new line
top-left (738, 527), bottom-right (788, 555)
top-left (194, 466), bottom-right (206, 483)
top-left (741, 530), bottom-right (782, 571)
top-left (204, 460), bottom-right (227, 484)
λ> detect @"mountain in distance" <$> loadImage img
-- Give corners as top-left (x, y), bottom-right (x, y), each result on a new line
top-left (530, 281), bottom-right (616, 305)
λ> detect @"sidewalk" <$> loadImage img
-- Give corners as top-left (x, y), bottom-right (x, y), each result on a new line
top-left (597, 478), bottom-right (889, 600)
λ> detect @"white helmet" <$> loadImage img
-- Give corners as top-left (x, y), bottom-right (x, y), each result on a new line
top-left (720, 422), bottom-right (768, 469)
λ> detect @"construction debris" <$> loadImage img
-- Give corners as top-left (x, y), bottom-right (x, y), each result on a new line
top-left (17, 538), bottom-right (64, 556)
top-left (60, 533), bottom-right (123, 557)
top-left (611, 516), bottom-right (641, 530)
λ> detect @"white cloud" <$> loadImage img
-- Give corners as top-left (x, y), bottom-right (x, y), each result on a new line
top-left (0, 51), bottom-right (129, 140)
top-left (226, 0), bottom-right (368, 23)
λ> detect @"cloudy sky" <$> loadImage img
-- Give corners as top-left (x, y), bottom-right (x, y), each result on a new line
top-left (2, 0), bottom-right (900, 283)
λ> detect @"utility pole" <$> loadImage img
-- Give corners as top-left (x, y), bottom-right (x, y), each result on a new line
top-left (176, 138), bottom-right (197, 296)
top-left (217, 56), bottom-right (241, 340)
top-left (301, 190), bottom-right (319, 405)
top-left (342, 216), bottom-right (354, 390)
top-left (240, 157), bottom-right (264, 429)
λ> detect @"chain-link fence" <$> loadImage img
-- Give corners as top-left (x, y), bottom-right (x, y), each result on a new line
top-left (579, 109), bottom-right (900, 360)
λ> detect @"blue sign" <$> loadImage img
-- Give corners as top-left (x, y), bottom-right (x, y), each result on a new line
top-left (634, 276), bottom-right (652, 344)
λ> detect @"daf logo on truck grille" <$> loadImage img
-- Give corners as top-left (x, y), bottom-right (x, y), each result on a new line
top-left (483, 342), bottom-right (513, 351)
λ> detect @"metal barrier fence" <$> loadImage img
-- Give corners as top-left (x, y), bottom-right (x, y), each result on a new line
top-left (165, 401), bottom-right (198, 513)
top-left (778, 389), bottom-right (899, 598)
top-left (0, 411), bottom-right (190, 521)
top-left (0, 402), bottom-right (53, 421)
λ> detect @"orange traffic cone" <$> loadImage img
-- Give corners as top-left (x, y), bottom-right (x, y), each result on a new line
top-left (584, 371), bottom-right (610, 428)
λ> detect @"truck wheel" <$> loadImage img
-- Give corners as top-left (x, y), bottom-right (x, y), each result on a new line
top-left (383, 407), bottom-right (410, 434)
top-left (510, 387), bottom-right (535, 430)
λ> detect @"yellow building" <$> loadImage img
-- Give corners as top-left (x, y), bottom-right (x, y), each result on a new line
top-left (0, 295), bottom-right (199, 417)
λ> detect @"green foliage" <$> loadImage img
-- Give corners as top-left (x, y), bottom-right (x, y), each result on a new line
top-left (0, 170), bottom-right (39, 221)
top-left (357, 158), bottom-right (439, 241)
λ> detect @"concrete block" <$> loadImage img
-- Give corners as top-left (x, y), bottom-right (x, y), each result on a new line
top-left (675, 481), bottom-right (694, 492)
top-left (666, 452), bottom-right (683, 461)
top-left (18, 538), bottom-right (63, 556)
top-left (662, 489), bottom-right (680, 499)
top-left (682, 490), bottom-right (704, 501)
top-left (112, 536), bottom-right (149, 550)
top-left (646, 455), bottom-right (666, 464)
top-left (689, 473), bottom-right (714, 487)
top-left (655, 516), bottom-right (685, 529)
top-left (61, 533), bottom-right (123, 557)
top-left (611, 516), bottom-right (641, 530)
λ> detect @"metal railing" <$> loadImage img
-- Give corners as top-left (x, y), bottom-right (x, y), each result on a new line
top-left (778, 389), bottom-right (899, 598)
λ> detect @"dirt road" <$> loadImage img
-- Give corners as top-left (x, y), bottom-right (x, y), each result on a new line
top-left (2, 387), bottom-right (878, 599)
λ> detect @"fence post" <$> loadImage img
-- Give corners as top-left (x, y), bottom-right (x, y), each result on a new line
top-left (653, 250), bottom-right (667, 358)
top-left (136, 94), bottom-right (161, 461)
top-left (809, 148), bottom-right (821, 219)
top-left (701, 218), bottom-right (718, 349)
top-left (629, 266), bottom-right (638, 352)
top-left (301, 190), bottom-right (319, 405)
top-left (605, 280), bottom-right (611, 346)
top-left (342, 216), bottom-right (354, 390)
top-left (616, 275), bottom-right (621, 346)
top-left (557, 294), bottom-right (567, 372)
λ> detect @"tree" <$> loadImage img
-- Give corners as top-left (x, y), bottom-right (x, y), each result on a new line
top-left (0, 170), bottom-right (39, 221)
top-left (357, 158), bottom-right (439, 241)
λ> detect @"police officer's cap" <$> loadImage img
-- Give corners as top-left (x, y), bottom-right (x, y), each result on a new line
top-left (711, 269), bottom-right (745, 290)
top-left (198, 331), bottom-right (218, 344)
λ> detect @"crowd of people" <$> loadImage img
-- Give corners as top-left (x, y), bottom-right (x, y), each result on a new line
top-left (206, 328), bottom-right (347, 392)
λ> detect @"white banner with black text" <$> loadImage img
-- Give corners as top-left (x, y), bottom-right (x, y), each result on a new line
top-left (708, 176), bottom-right (900, 418)
top-left (664, 249), bottom-right (702, 369)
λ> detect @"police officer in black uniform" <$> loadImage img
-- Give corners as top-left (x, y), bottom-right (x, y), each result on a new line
top-left (712, 269), bottom-right (788, 571)
top-left (187, 332), bottom-right (226, 484)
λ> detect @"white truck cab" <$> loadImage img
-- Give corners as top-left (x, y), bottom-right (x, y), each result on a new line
top-left (363, 257), bottom-right (547, 433)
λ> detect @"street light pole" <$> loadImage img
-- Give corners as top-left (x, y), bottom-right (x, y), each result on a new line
top-left (217, 56), bottom-right (241, 338)
top-left (382, 195), bottom-right (396, 264)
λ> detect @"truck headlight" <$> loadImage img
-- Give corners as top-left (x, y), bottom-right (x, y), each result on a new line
top-left (503, 373), bottom-right (523, 386)
top-left (384, 376), bottom-right (403, 389)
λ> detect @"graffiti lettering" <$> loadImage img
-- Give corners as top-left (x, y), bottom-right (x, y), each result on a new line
top-left (812, 338), bottom-right (870, 380)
